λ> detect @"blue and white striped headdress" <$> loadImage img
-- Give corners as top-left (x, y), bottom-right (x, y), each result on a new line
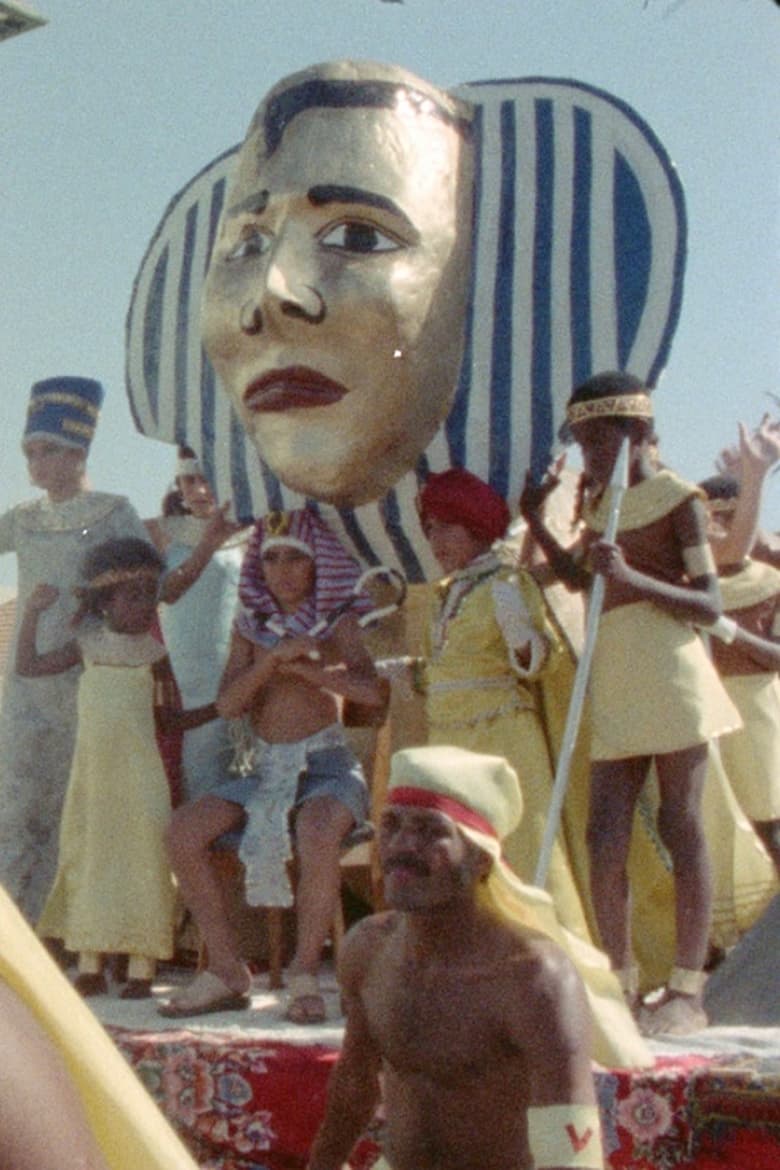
top-left (126, 74), bottom-right (686, 584)
top-left (24, 376), bottom-right (104, 451)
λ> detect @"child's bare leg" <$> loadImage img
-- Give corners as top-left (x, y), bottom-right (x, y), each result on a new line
top-left (642, 742), bottom-right (711, 1035)
top-left (586, 757), bottom-right (649, 1001)
top-left (164, 796), bottom-right (250, 992)
top-left (292, 795), bottom-right (354, 977)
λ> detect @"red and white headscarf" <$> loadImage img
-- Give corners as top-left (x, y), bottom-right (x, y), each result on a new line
top-left (237, 507), bottom-right (371, 641)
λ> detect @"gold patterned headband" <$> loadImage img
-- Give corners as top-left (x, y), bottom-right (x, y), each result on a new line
top-left (82, 566), bottom-right (160, 592)
top-left (27, 391), bottom-right (101, 421)
top-left (566, 393), bottom-right (653, 427)
top-left (706, 497), bottom-right (737, 514)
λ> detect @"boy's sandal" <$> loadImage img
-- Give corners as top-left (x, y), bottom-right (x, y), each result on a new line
top-left (73, 972), bottom-right (108, 997)
top-left (157, 970), bottom-right (251, 1018)
top-left (284, 972), bottom-right (327, 1025)
top-left (120, 978), bottom-right (153, 1000)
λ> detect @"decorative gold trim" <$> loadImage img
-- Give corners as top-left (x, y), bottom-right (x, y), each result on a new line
top-left (28, 391), bottom-right (101, 420)
top-left (566, 393), bottom-right (653, 426)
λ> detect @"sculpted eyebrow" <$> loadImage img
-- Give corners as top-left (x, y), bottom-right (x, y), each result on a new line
top-left (308, 184), bottom-right (415, 230)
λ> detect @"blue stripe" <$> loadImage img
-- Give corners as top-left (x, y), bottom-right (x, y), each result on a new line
top-left (488, 100), bottom-right (516, 497)
top-left (142, 246), bottom-right (168, 423)
top-left (255, 451), bottom-right (284, 516)
top-left (379, 490), bottom-right (425, 581)
top-left (230, 416), bottom-right (264, 521)
top-left (199, 358), bottom-right (217, 487)
top-left (570, 106), bottom-right (592, 390)
top-left (530, 99), bottom-right (555, 480)
top-left (332, 506), bottom-right (381, 565)
top-left (613, 150), bottom-right (650, 370)
top-left (174, 202), bottom-right (199, 439)
top-left (205, 175), bottom-right (228, 273)
top-left (446, 105), bottom-right (483, 468)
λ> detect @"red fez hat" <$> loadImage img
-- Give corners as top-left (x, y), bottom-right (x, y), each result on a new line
top-left (418, 468), bottom-right (510, 544)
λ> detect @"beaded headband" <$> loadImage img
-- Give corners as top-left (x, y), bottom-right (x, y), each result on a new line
top-left (82, 566), bottom-right (160, 592)
top-left (566, 392), bottom-right (653, 427)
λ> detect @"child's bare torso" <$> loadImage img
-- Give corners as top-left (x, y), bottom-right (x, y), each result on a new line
top-left (249, 639), bottom-right (342, 742)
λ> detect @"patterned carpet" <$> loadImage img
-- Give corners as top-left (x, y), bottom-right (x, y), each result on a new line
top-left (84, 965), bottom-right (780, 1170)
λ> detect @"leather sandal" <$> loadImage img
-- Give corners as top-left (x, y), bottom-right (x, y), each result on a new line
top-left (157, 970), bottom-right (251, 1018)
top-left (284, 972), bottom-right (326, 1025)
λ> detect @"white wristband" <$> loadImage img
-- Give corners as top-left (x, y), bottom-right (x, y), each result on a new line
top-left (707, 616), bottom-right (738, 644)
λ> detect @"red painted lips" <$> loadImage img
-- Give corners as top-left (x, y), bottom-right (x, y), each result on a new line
top-left (244, 367), bottom-right (348, 411)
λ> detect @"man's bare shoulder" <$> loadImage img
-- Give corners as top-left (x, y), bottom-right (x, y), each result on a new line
top-left (337, 911), bottom-right (401, 994)
top-left (496, 928), bottom-right (592, 1056)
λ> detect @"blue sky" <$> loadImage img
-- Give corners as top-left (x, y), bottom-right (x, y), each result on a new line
top-left (1, 0), bottom-right (777, 589)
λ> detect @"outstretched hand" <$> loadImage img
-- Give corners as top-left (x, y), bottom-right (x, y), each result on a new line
top-left (717, 414), bottom-right (780, 480)
top-left (518, 454), bottom-right (567, 520)
top-left (203, 500), bottom-right (244, 550)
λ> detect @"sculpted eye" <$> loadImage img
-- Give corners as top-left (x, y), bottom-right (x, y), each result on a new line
top-left (225, 227), bottom-right (272, 261)
top-left (319, 221), bottom-right (403, 255)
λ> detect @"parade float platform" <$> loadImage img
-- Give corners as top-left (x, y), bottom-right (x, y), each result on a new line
top-left (88, 965), bottom-right (780, 1170)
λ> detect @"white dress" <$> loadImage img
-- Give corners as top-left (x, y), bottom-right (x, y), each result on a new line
top-left (157, 515), bottom-right (248, 800)
top-left (0, 492), bottom-right (149, 921)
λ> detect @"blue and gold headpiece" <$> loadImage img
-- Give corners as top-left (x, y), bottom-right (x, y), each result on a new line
top-left (23, 376), bottom-right (105, 451)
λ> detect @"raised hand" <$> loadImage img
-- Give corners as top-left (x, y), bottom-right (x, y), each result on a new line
top-left (26, 584), bottom-right (60, 613)
top-left (518, 453), bottom-right (567, 519)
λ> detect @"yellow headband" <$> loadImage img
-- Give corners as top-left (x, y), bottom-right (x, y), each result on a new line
top-left (566, 393), bottom-right (653, 427)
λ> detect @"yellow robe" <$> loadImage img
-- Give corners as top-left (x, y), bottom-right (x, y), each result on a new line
top-left (0, 885), bottom-right (199, 1170)
top-left (423, 557), bottom-right (596, 945)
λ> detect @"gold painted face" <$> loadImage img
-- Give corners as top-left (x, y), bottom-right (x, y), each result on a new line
top-left (201, 66), bottom-right (474, 506)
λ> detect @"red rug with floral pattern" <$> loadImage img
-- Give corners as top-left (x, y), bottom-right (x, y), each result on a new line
top-left (106, 1026), bottom-right (780, 1170)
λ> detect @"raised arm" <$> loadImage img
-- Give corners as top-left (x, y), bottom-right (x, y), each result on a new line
top-left (158, 505), bottom-right (244, 604)
top-left (714, 415), bottom-right (780, 567)
top-left (519, 467), bottom-right (591, 592)
top-left (15, 586), bottom-right (81, 677)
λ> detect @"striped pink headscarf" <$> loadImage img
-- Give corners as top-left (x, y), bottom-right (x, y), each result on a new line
top-left (237, 508), bottom-right (371, 640)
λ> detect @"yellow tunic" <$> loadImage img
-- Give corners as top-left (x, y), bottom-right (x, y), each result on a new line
top-left (1, 885), bottom-right (199, 1170)
top-left (38, 642), bottom-right (176, 960)
top-left (583, 472), bottom-right (740, 761)
top-left (423, 557), bottom-right (595, 944)
top-left (716, 558), bottom-right (780, 821)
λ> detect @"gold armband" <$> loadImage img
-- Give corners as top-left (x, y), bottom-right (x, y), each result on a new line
top-left (682, 542), bottom-right (716, 580)
top-left (527, 1104), bottom-right (603, 1168)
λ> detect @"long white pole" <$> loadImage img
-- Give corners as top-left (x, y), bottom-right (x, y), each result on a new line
top-left (533, 436), bottom-right (630, 888)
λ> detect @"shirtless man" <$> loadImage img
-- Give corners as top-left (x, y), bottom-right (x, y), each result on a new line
top-left (308, 745), bottom-right (607, 1170)
top-left (159, 508), bottom-right (386, 1022)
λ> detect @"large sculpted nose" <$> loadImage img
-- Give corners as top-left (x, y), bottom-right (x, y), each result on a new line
top-left (240, 236), bottom-right (327, 335)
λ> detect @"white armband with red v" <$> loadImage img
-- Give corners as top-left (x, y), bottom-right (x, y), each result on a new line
top-left (527, 1104), bottom-right (603, 1168)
